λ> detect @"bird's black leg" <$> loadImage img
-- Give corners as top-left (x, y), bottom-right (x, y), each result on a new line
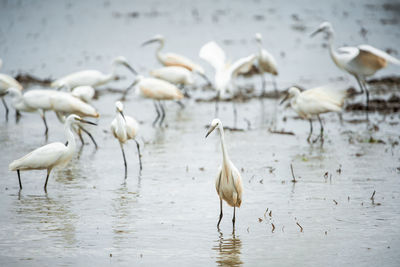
top-left (17, 170), bottom-right (22, 190)
top-left (272, 76), bottom-right (278, 97)
top-left (261, 74), bottom-right (266, 96)
top-left (215, 91), bottom-right (220, 117)
top-left (120, 143), bottom-right (127, 179)
top-left (313, 115), bottom-right (324, 143)
top-left (16, 110), bottom-right (21, 123)
top-left (2, 97), bottom-right (9, 122)
top-left (355, 76), bottom-right (364, 94)
top-left (44, 169), bottom-right (51, 192)
top-left (152, 101), bottom-right (160, 127)
top-left (364, 82), bottom-right (370, 122)
top-left (217, 198), bottom-right (223, 229)
top-left (176, 100), bottom-right (185, 109)
top-left (41, 111), bottom-right (49, 136)
top-left (79, 125), bottom-right (98, 149)
top-left (232, 206), bottom-right (236, 232)
top-left (307, 119), bottom-right (313, 143)
top-left (134, 139), bottom-right (142, 171)
top-left (232, 102), bottom-right (237, 128)
top-left (76, 127), bottom-right (85, 146)
top-left (159, 101), bottom-right (166, 127)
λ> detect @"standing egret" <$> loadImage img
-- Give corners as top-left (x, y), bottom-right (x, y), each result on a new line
top-left (0, 73), bottom-right (23, 120)
top-left (51, 56), bottom-right (137, 89)
top-left (130, 75), bottom-right (183, 127)
top-left (142, 35), bottom-right (211, 85)
top-left (310, 22), bottom-right (400, 120)
top-left (205, 118), bottom-right (243, 230)
top-left (9, 114), bottom-right (97, 192)
top-left (280, 85), bottom-right (346, 143)
top-left (254, 33), bottom-right (278, 95)
top-left (111, 101), bottom-right (142, 178)
top-left (7, 88), bottom-right (99, 136)
top-left (199, 41), bottom-right (256, 117)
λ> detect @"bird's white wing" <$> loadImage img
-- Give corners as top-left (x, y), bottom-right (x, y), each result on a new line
top-left (9, 142), bottom-right (67, 171)
top-left (297, 88), bottom-right (343, 116)
top-left (358, 45), bottom-right (400, 65)
top-left (304, 84), bottom-right (347, 107)
top-left (230, 162), bottom-right (243, 207)
top-left (138, 77), bottom-right (183, 100)
top-left (71, 86), bottom-right (95, 103)
top-left (0, 74), bottom-right (23, 91)
top-left (228, 54), bottom-right (257, 78)
top-left (125, 115), bottom-right (139, 139)
top-left (23, 89), bottom-right (56, 110)
top-left (51, 70), bottom-right (105, 88)
top-left (49, 92), bottom-right (99, 117)
top-left (199, 41), bottom-right (226, 71)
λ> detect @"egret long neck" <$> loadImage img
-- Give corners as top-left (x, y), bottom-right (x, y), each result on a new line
top-left (65, 121), bottom-right (76, 153)
top-left (218, 126), bottom-right (230, 165)
top-left (326, 31), bottom-right (340, 68)
top-left (116, 112), bottom-right (127, 136)
top-left (156, 40), bottom-right (165, 64)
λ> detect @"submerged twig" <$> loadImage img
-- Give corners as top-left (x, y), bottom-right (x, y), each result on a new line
top-left (296, 222), bottom-right (303, 232)
top-left (290, 164), bottom-right (297, 183)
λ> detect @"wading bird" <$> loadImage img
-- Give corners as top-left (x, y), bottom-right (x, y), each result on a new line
top-left (111, 101), bottom-right (142, 178)
top-left (7, 88), bottom-right (99, 137)
top-left (205, 118), bottom-right (243, 230)
top-left (199, 41), bottom-right (256, 118)
top-left (130, 75), bottom-right (183, 127)
top-left (254, 33), bottom-right (278, 95)
top-left (150, 66), bottom-right (194, 90)
top-left (71, 85), bottom-right (95, 103)
top-left (9, 114), bottom-right (96, 192)
top-left (142, 35), bottom-right (211, 85)
top-left (281, 85), bottom-right (346, 143)
top-left (51, 56), bottom-right (137, 89)
top-left (0, 73), bottom-right (23, 120)
top-left (310, 21), bottom-right (400, 120)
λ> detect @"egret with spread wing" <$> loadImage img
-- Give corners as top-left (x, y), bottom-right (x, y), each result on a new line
top-left (311, 22), bottom-right (400, 120)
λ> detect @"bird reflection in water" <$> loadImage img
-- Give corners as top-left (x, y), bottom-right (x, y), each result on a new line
top-left (213, 230), bottom-right (243, 267)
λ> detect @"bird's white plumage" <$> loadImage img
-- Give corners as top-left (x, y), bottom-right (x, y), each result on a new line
top-left (135, 76), bottom-right (184, 100)
top-left (71, 86), bottom-right (95, 103)
top-left (0, 74), bottom-right (23, 95)
top-left (288, 85), bottom-right (345, 119)
top-left (199, 41), bottom-right (226, 71)
top-left (111, 102), bottom-right (139, 144)
top-left (150, 66), bottom-right (194, 85)
top-left (255, 33), bottom-right (278, 76)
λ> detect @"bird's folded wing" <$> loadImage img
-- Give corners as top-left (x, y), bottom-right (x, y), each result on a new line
top-left (199, 41), bottom-right (226, 71)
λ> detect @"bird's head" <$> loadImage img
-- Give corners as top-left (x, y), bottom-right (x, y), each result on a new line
top-left (142, 34), bottom-right (164, 46)
top-left (205, 118), bottom-right (222, 138)
top-left (115, 101), bottom-right (126, 121)
top-left (280, 86), bottom-right (301, 104)
top-left (310, 21), bottom-right (333, 38)
top-left (67, 114), bottom-right (97, 126)
top-left (113, 56), bottom-right (137, 75)
top-left (255, 33), bottom-right (263, 43)
top-left (5, 87), bottom-right (21, 98)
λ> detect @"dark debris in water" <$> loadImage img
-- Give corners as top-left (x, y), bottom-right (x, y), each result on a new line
top-left (15, 73), bottom-right (53, 86)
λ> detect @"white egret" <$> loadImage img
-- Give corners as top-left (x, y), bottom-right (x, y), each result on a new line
top-left (281, 85), bottom-right (346, 143)
top-left (7, 88), bottom-right (99, 136)
top-left (199, 41), bottom-right (256, 116)
top-left (0, 73), bottom-right (23, 120)
top-left (311, 22), bottom-right (400, 120)
top-left (150, 66), bottom-right (194, 97)
top-left (51, 56), bottom-right (137, 89)
top-left (129, 75), bottom-right (183, 127)
top-left (254, 33), bottom-right (278, 94)
top-left (205, 118), bottom-right (243, 230)
top-left (142, 35), bottom-right (211, 85)
top-left (9, 114), bottom-right (96, 192)
top-left (111, 101), bottom-right (142, 178)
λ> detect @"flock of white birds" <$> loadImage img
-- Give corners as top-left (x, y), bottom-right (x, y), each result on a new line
top-left (1, 21), bottom-right (399, 229)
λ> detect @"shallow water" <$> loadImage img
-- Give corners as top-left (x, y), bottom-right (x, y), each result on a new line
top-left (1, 0), bottom-right (400, 266)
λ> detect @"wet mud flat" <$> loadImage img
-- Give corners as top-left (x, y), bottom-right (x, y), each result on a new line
top-left (1, 0), bottom-right (400, 265)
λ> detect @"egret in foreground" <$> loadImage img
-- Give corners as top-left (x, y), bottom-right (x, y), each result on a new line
top-left (51, 56), bottom-right (137, 89)
top-left (254, 33), bottom-right (278, 95)
top-left (206, 118), bottom-right (243, 231)
top-left (0, 73), bottom-right (23, 120)
top-left (281, 85), bottom-right (346, 143)
top-left (311, 21), bottom-right (400, 120)
top-left (9, 114), bottom-right (97, 192)
top-left (111, 101), bottom-right (142, 178)
top-left (142, 35), bottom-right (211, 85)
top-left (130, 75), bottom-right (183, 127)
